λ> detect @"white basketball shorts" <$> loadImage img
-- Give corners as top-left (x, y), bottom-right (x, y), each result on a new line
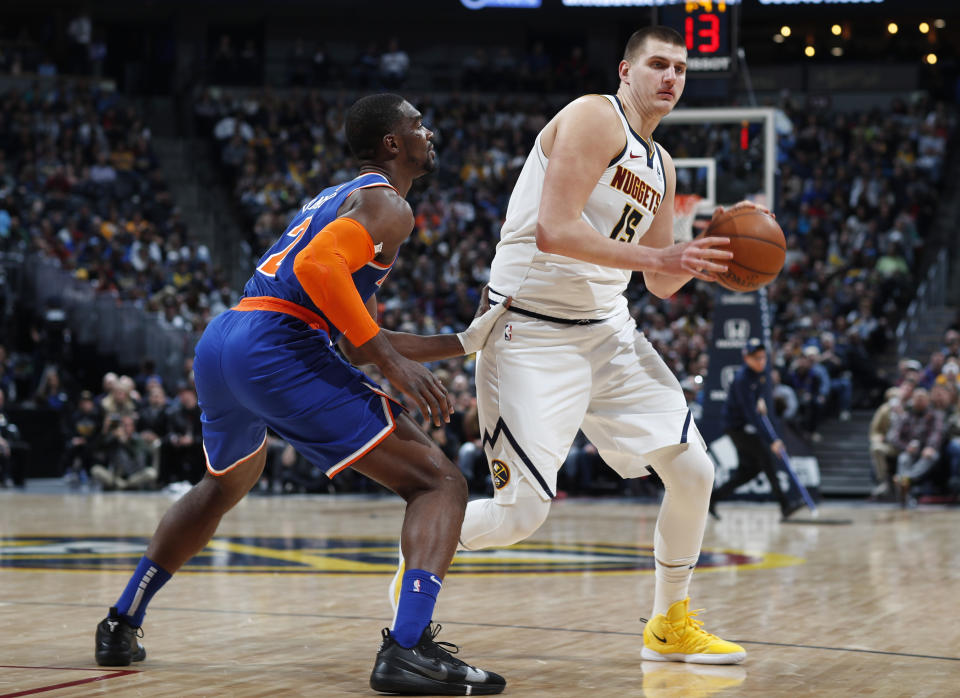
top-left (475, 307), bottom-right (704, 503)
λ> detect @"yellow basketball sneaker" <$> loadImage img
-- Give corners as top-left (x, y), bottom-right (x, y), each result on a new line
top-left (641, 598), bottom-right (746, 664)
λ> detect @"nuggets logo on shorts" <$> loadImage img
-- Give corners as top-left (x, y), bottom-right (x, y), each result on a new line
top-left (491, 459), bottom-right (510, 489)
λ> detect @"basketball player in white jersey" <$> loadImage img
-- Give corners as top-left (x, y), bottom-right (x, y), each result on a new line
top-left (393, 26), bottom-right (755, 665)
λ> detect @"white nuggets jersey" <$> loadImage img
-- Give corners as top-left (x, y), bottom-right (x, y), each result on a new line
top-left (488, 94), bottom-right (666, 319)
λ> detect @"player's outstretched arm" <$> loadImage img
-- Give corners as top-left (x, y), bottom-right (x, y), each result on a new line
top-left (343, 287), bottom-right (511, 363)
top-left (297, 188), bottom-right (453, 425)
top-left (536, 96), bottom-right (729, 280)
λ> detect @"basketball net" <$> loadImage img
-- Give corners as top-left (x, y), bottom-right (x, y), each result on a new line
top-left (673, 193), bottom-right (703, 242)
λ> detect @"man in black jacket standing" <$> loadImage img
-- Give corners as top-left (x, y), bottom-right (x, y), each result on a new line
top-left (710, 338), bottom-right (805, 521)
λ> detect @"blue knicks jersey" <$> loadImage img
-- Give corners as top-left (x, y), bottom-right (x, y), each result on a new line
top-left (242, 173), bottom-right (397, 341)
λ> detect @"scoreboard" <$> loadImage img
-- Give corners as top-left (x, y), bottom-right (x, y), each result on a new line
top-left (658, 1), bottom-right (739, 74)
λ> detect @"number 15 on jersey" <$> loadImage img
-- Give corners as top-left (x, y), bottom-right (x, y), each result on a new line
top-left (610, 203), bottom-right (644, 243)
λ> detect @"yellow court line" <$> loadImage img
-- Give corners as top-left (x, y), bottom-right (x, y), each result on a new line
top-left (203, 539), bottom-right (384, 572)
top-left (0, 535), bottom-right (804, 576)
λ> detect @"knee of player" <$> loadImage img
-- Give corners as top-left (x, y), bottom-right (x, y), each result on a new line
top-left (507, 496), bottom-right (551, 539)
top-left (398, 455), bottom-right (468, 504)
top-left (445, 468), bottom-right (469, 507)
top-left (199, 472), bottom-right (248, 512)
top-left (662, 446), bottom-right (715, 496)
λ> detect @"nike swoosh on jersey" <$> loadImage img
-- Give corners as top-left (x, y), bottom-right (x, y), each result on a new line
top-left (629, 152), bottom-right (643, 159)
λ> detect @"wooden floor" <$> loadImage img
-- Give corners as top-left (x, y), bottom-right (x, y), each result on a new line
top-left (1, 490), bottom-right (958, 697)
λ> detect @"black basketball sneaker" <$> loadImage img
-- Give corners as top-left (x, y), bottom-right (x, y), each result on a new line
top-left (370, 623), bottom-right (505, 695)
top-left (95, 607), bottom-right (146, 666)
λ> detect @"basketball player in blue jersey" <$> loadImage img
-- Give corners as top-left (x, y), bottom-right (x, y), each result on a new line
top-left (393, 27), bottom-right (763, 666)
top-left (94, 93), bottom-right (507, 696)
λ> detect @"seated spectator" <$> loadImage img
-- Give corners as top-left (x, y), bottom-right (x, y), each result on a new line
top-left (96, 372), bottom-right (119, 407)
top-left (33, 364), bottom-right (71, 411)
top-left (160, 383), bottom-right (204, 485)
top-left (919, 350), bottom-right (945, 390)
top-left (379, 38), bottom-right (409, 88)
top-left (771, 368), bottom-right (799, 425)
top-left (101, 374), bottom-right (139, 425)
top-left (868, 386), bottom-right (903, 499)
top-left (133, 359), bottom-right (163, 396)
top-left (889, 387), bottom-right (946, 506)
top-left (60, 390), bottom-right (103, 486)
top-left (788, 353), bottom-right (826, 441)
top-left (941, 393), bottom-right (960, 497)
top-left (137, 384), bottom-right (169, 473)
top-left (91, 414), bottom-right (157, 491)
top-left (264, 436), bottom-right (308, 493)
top-left (0, 387), bottom-right (23, 487)
top-left (843, 328), bottom-right (888, 407)
top-left (819, 333), bottom-right (853, 420)
top-left (453, 393), bottom-right (485, 494)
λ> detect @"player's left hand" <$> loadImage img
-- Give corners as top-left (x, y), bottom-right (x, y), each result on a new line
top-left (711, 201), bottom-right (775, 220)
top-left (458, 286), bottom-right (512, 355)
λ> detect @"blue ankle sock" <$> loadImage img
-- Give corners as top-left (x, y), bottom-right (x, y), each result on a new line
top-left (114, 556), bottom-right (172, 627)
top-left (391, 568), bottom-right (442, 648)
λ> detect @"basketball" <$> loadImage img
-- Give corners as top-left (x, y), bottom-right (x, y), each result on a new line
top-left (703, 208), bottom-right (786, 292)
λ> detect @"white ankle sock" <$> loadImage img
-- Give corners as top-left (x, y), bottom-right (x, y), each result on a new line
top-left (653, 559), bottom-right (694, 617)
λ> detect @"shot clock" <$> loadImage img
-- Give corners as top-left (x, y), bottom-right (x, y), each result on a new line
top-left (658, 1), bottom-right (740, 74)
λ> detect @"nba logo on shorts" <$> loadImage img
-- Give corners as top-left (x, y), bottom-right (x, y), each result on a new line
top-left (504, 324), bottom-right (513, 341)
top-left (413, 579), bottom-right (421, 592)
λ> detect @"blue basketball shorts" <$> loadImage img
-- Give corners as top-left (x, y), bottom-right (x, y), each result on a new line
top-left (193, 308), bottom-right (404, 477)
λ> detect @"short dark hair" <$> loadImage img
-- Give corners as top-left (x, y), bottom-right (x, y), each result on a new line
top-left (345, 93), bottom-right (406, 161)
top-left (623, 26), bottom-right (685, 62)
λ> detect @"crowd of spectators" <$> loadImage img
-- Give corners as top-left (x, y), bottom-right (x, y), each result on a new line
top-left (56, 368), bottom-right (205, 491)
top-left (0, 38), bottom-right (956, 497)
top-left (0, 11), bottom-right (108, 80)
top-left (200, 87), bottom-right (953, 472)
top-left (0, 81), bottom-right (241, 391)
top-left (277, 37), bottom-right (594, 95)
top-left (867, 327), bottom-right (960, 505)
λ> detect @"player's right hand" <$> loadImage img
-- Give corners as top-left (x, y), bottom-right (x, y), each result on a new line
top-left (380, 356), bottom-right (454, 427)
top-left (658, 237), bottom-right (732, 281)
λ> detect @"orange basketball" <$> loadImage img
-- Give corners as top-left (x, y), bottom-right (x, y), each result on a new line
top-left (703, 208), bottom-right (786, 292)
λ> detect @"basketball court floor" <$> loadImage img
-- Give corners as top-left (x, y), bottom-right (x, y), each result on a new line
top-left (1, 489), bottom-right (957, 696)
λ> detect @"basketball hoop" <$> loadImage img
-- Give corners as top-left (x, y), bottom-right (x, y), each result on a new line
top-left (673, 193), bottom-right (703, 242)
